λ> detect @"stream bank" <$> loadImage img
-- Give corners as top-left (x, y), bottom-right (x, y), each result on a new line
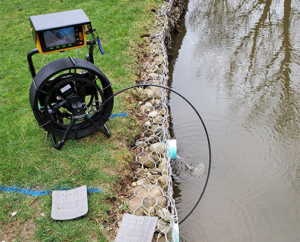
top-left (114, 0), bottom-right (185, 241)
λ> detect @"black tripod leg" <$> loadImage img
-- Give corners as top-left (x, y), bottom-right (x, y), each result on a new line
top-left (84, 116), bottom-right (111, 138)
top-left (50, 118), bottom-right (77, 150)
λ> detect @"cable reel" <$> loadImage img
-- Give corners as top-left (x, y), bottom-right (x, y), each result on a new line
top-left (27, 10), bottom-right (113, 149)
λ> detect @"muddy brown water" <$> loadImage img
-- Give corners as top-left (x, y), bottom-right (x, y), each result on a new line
top-left (169, 0), bottom-right (300, 241)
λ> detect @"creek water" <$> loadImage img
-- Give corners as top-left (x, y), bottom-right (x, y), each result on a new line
top-left (169, 0), bottom-right (300, 241)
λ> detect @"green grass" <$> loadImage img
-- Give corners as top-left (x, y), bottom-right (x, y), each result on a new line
top-left (0, 0), bottom-right (161, 241)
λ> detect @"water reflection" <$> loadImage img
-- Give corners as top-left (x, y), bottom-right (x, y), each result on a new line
top-left (170, 0), bottom-right (300, 241)
top-left (187, 0), bottom-right (300, 135)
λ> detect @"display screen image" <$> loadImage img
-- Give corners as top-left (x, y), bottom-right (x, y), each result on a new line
top-left (43, 27), bottom-right (75, 48)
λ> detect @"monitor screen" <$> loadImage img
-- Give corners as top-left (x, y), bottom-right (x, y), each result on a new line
top-left (43, 27), bottom-right (75, 48)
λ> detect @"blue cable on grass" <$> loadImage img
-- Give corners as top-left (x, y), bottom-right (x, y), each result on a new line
top-left (110, 113), bottom-right (129, 119)
top-left (0, 186), bottom-right (102, 196)
top-left (0, 113), bottom-right (128, 196)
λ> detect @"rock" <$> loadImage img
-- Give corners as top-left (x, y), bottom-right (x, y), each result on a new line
top-left (144, 121), bottom-right (151, 127)
top-left (152, 125), bottom-right (163, 134)
top-left (155, 56), bottom-right (165, 65)
top-left (135, 206), bottom-right (146, 216)
top-left (151, 153), bottom-right (160, 162)
top-left (156, 209), bottom-right (164, 219)
top-left (139, 155), bottom-right (156, 168)
top-left (161, 168), bottom-right (168, 176)
top-left (151, 86), bottom-right (162, 96)
top-left (139, 105), bottom-right (146, 112)
top-left (144, 159), bottom-right (156, 169)
top-left (157, 220), bottom-right (170, 234)
top-left (152, 232), bottom-right (166, 242)
top-left (138, 154), bottom-right (147, 163)
top-left (149, 207), bottom-right (156, 216)
top-left (136, 168), bottom-right (148, 176)
top-left (158, 176), bottom-right (168, 188)
top-left (149, 73), bottom-right (159, 80)
top-left (152, 232), bottom-right (159, 242)
top-left (151, 124), bottom-right (159, 132)
top-left (137, 87), bottom-right (144, 94)
top-left (140, 102), bottom-right (153, 113)
top-left (157, 208), bottom-right (171, 223)
top-left (146, 176), bottom-right (155, 184)
top-left (150, 143), bottom-right (166, 154)
top-left (151, 175), bottom-right (162, 179)
top-left (158, 158), bottom-right (167, 170)
top-left (145, 102), bottom-right (153, 108)
top-left (149, 111), bottom-right (158, 118)
top-left (150, 186), bottom-right (163, 198)
top-left (150, 99), bottom-right (156, 106)
top-left (143, 196), bottom-right (156, 209)
top-left (150, 168), bottom-right (162, 175)
top-left (128, 197), bottom-right (142, 212)
top-left (136, 141), bottom-right (145, 148)
top-left (145, 89), bottom-right (155, 98)
top-left (153, 115), bottom-right (163, 124)
top-left (152, 79), bottom-right (160, 85)
top-left (132, 182), bottom-right (137, 187)
top-left (135, 186), bottom-right (149, 198)
top-left (158, 197), bottom-right (167, 208)
top-left (174, 7), bottom-right (180, 14)
top-left (154, 99), bottom-right (161, 106)
top-left (136, 180), bottom-right (142, 186)
top-left (159, 109), bottom-right (165, 116)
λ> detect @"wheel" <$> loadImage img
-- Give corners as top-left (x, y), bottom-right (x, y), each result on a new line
top-left (29, 57), bottom-right (114, 139)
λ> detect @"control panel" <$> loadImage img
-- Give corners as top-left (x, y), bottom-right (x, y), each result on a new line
top-left (30, 9), bottom-right (90, 54)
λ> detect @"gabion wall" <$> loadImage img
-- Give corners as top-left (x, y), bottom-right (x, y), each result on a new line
top-left (115, 1), bottom-right (184, 241)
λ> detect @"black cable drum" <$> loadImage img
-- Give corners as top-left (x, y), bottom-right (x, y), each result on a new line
top-left (29, 57), bottom-right (114, 139)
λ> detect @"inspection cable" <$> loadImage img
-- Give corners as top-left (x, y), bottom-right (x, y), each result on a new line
top-left (99, 84), bottom-right (212, 225)
top-left (30, 57), bottom-right (114, 139)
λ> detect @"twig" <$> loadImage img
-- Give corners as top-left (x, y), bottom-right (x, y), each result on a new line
top-left (68, 170), bottom-right (75, 177)
top-left (35, 166), bottom-right (42, 174)
top-left (45, 132), bottom-right (48, 142)
top-left (121, 193), bottom-right (131, 197)
top-left (21, 133), bottom-right (26, 143)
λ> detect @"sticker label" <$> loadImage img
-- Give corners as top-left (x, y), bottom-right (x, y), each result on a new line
top-left (60, 84), bottom-right (71, 93)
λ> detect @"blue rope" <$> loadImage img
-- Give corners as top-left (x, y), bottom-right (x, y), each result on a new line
top-left (97, 36), bottom-right (105, 55)
top-left (110, 113), bottom-right (129, 119)
top-left (0, 186), bottom-right (102, 196)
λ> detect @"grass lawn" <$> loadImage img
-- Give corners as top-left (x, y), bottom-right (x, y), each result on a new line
top-left (0, 0), bottom-right (161, 241)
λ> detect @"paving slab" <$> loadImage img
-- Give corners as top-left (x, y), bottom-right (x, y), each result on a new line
top-left (51, 185), bottom-right (88, 220)
top-left (115, 213), bottom-right (158, 242)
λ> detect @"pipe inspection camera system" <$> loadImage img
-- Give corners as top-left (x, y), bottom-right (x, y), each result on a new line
top-left (26, 10), bottom-right (212, 231)
top-left (27, 9), bottom-right (113, 150)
